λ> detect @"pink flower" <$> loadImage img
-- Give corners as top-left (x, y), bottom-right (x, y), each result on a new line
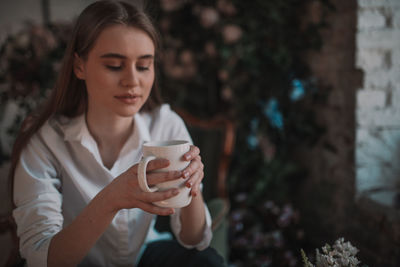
top-left (222, 24), bottom-right (242, 44)
top-left (221, 86), bottom-right (233, 101)
top-left (217, 0), bottom-right (237, 16)
top-left (160, 18), bottom-right (171, 31)
top-left (259, 135), bottom-right (276, 161)
top-left (204, 42), bottom-right (217, 57)
top-left (200, 7), bottom-right (219, 28)
top-left (168, 66), bottom-right (185, 79)
top-left (179, 50), bottom-right (194, 64)
top-left (160, 0), bottom-right (185, 12)
top-left (31, 25), bottom-right (57, 58)
top-left (218, 69), bottom-right (229, 81)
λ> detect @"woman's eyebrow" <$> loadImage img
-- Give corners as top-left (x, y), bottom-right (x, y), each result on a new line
top-left (100, 53), bottom-right (126, 59)
top-left (138, 54), bottom-right (154, 60)
top-left (100, 53), bottom-right (154, 59)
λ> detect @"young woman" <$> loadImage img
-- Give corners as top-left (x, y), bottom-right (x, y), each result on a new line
top-left (10, 1), bottom-right (224, 266)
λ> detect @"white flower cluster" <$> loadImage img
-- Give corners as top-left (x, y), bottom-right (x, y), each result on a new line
top-left (302, 238), bottom-right (362, 267)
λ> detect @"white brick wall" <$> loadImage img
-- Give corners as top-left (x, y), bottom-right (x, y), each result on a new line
top-left (356, 0), bottom-right (400, 196)
top-left (358, 9), bottom-right (386, 29)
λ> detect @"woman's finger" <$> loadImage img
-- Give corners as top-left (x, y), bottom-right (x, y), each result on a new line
top-left (183, 145), bottom-right (200, 161)
top-left (191, 180), bottom-right (202, 197)
top-left (185, 169), bottom-right (204, 197)
top-left (130, 158), bottom-right (170, 174)
top-left (182, 155), bottom-right (203, 179)
top-left (147, 171), bottom-right (183, 186)
top-left (135, 201), bottom-right (175, 216)
top-left (139, 188), bottom-right (180, 203)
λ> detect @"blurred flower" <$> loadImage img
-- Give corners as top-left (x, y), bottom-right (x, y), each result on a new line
top-left (160, 0), bottom-right (185, 12)
top-left (14, 32), bottom-right (30, 49)
top-left (217, 0), bottom-right (237, 16)
top-left (259, 135), bottom-right (276, 161)
top-left (218, 69), bottom-right (229, 81)
top-left (250, 117), bottom-right (259, 132)
top-left (271, 230), bottom-right (284, 248)
top-left (290, 78), bottom-right (305, 101)
top-left (234, 192), bottom-right (248, 203)
top-left (199, 7), bottom-right (219, 28)
top-left (31, 25), bottom-right (57, 58)
top-left (179, 50), bottom-right (194, 64)
top-left (179, 50), bottom-right (197, 79)
top-left (159, 18), bottom-right (171, 31)
top-left (221, 86), bottom-right (233, 101)
top-left (222, 24), bottom-right (242, 44)
top-left (263, 200), bottom-right (275, 210)
top-left (263, 98), bottom-right (284, 129)
top-left (254, 255), bottom-right (272, 266)
top-left (277, 204), bottom-right (294, 227)
top-left (204, 41), bottom-right (217, 57)
top-left (247, 134), bottom-right (258, 150)
top-left (168, 66), bottom-right (185, 79)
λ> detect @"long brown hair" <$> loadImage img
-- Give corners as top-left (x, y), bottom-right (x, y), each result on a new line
top-left (9, 0), bottom-right (162, 203)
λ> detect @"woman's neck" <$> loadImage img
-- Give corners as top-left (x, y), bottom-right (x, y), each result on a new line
top-left (85, 111), bottom-right (134, 169)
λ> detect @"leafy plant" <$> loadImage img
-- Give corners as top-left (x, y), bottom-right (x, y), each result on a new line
top-left (152, 0), bottom-right (332, 205)
top-left (0, 22), bottom-right (71, 160)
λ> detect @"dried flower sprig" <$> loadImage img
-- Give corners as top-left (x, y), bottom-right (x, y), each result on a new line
top-left (302, 238), bottom-right (364, 267)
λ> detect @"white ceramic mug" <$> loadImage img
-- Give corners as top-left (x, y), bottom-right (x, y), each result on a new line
top-left (138, 140), bottom-right (192, 208)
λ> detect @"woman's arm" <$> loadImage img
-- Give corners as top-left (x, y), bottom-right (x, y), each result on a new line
top-left (178, 193), bottom-right (207, 245)
top-left (177, 146), bottom-right (209, 245)
top-left (46, 159), bottom-right (181, 267)
top-left (47, 188), bottom-right (117, 267)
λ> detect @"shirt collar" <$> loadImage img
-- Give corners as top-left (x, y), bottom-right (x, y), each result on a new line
top-left (60, 113), bottom-right (90, 143)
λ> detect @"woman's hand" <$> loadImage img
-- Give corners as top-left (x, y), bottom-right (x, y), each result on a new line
top-left (182, 145), bottom-right (204, 197)
top-left (105, 159), bottom-right (183, 216)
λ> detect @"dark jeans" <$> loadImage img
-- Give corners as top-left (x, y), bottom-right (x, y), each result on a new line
top-left (138, 240), bottom-right (226, 267)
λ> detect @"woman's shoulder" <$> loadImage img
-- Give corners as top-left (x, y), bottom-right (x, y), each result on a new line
top-left (140, 104), bottom-right (184, 126)
top-left (140, 104), bottom-right (191, 142)
top-left (34, 114), bottom-right (83, 143)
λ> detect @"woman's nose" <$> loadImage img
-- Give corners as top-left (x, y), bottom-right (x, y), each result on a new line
top-left (121, 67), bottom-right (139, 87)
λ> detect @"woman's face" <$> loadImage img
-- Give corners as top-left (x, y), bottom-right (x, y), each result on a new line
top-left (74, 24), bottom-right (155, 119)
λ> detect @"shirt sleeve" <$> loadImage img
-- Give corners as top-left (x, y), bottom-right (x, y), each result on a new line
top-left (170, 203), bottom-right (213, 250)
top-left (12, 131), bottom-right (63, 267)
top-left (150, 104), bottom-right (213, 249)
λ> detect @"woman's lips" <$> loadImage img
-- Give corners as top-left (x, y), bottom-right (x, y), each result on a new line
top-left (114, 94), bottom-right (141, 104)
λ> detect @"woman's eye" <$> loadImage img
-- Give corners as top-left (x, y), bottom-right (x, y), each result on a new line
top-left (106, 65), bottom-right (122, 71)
top-left (137, 66), bottom-right (150, 71)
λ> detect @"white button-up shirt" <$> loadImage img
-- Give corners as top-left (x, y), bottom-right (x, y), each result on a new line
top-left (12, 104), bottom-right (212, 267)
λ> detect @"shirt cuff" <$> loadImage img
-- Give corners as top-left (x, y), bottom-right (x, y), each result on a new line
top-left (170, 203), bottom-right (213, 251)
top-left (25, 236), bottom-right (53, 267)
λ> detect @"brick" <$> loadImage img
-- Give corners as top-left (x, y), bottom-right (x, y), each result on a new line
top-left (357, 89), bottom-right (387, 108)
top-left (356, 49), bottom-right (390, 70)
top-left (389, 87), bottom-right (400, 107)
top-left (392, 48), bottom-right (400, 66)
top-left (356, 164), bottom-right (388, 193)
top-left (393, 8), bottom-right (400, 28)
top-left (363, 68), bottom-right (399, 89)
top-left (358, 0), bottom-right (400, 8)
top-left (357, 107), bottom-right (400, 127)
top-left (358, 9), bottom-right (387, 29)
top-left (356, 128), bottom-right (400, 161)
top-left (357, 29), bottom-right (400, 49)
top-left (356, 128), bottom-right (400, 192)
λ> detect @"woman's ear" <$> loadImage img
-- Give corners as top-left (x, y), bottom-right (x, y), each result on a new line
top-left (73, 53), bottom-right (86, 80)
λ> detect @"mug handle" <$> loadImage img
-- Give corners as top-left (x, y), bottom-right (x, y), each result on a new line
top-left (138, 155), bottom-right (159, 192)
